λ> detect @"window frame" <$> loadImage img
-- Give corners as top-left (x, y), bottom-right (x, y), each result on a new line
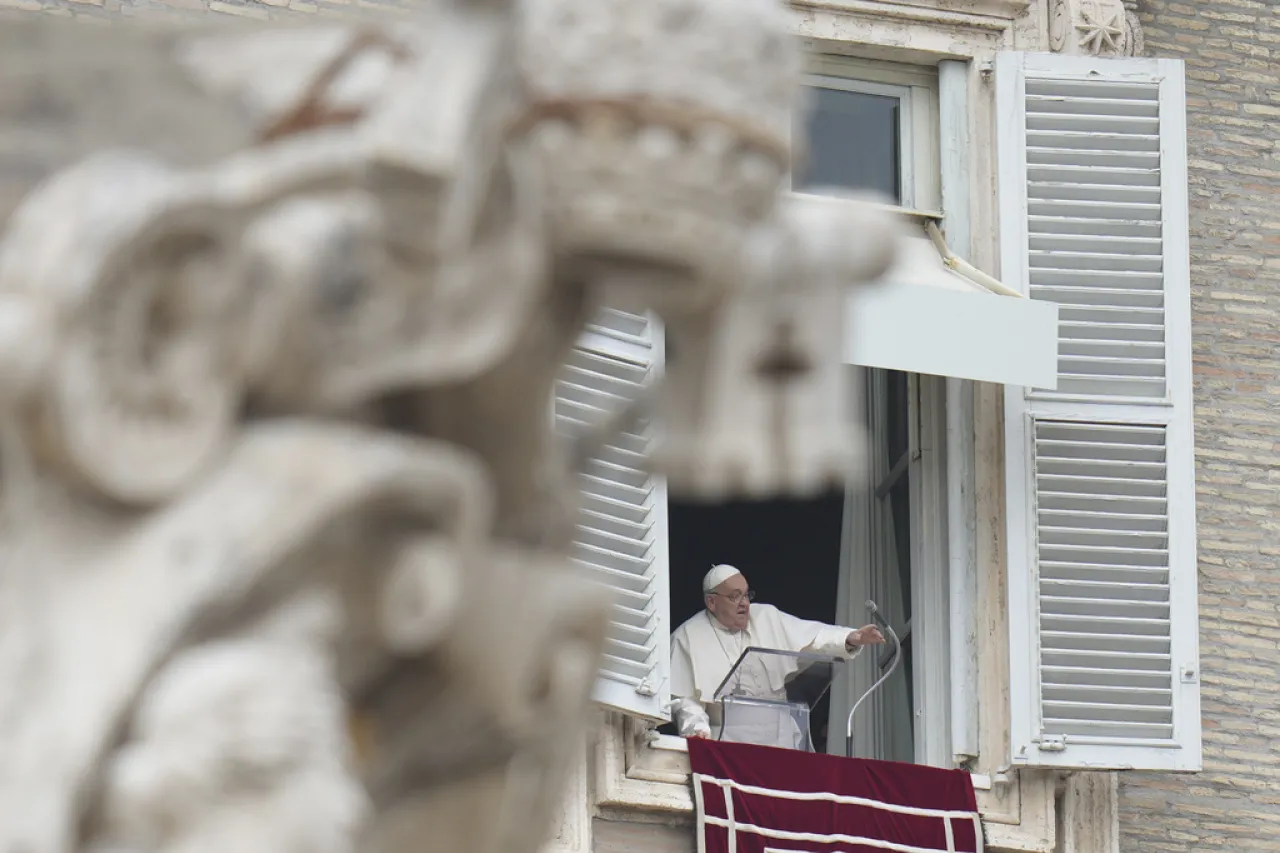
top-left (803, 59), bottom-right (951, 768)
top-left (599, 56), bottom-right (961, 767)
top-left (797, 60), bottom-right (942, 212)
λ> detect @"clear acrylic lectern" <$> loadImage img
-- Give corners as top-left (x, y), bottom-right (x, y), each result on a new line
top-left (712, 647), bottom-right (847, 752)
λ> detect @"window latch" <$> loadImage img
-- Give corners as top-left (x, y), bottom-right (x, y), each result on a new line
top-left (635, 677), bottom-right (657, 697)
top-left (1037, 734), bottom-right (1067, 752)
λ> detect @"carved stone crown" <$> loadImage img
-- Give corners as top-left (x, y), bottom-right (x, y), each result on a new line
top-left (517, 0), bottom-right (803, 297)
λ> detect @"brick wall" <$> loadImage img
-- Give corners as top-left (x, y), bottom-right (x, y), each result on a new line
top-left (1119, 1), bottom-right (1280, 851)
top-left (0, 0), bottom-right (415, 20)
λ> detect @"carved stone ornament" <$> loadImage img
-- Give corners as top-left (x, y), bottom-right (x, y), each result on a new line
top-left (0, 3), bottom-right (900, 853)
top-left (1048, 0), bottom-right (1142, 57)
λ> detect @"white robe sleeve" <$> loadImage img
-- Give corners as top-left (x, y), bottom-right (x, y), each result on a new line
top-left (673, 697), bottom-right (711, 737)
top-left (670, 625), bottom-right (711, 737)
top-left (770, 606), bottom-right (864, 660)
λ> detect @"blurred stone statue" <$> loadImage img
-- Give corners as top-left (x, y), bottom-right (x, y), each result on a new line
top-left (0, 0), bottom-right (899, 852)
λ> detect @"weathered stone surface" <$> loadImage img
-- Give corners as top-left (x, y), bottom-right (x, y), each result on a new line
top-left (1120, 2), bottom-right (1280, 851)
top-left (0, 7), bottom-right (899, 853)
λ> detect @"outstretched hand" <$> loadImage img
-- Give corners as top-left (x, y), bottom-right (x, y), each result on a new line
top-left (847, 625), bottom-right (885, 646)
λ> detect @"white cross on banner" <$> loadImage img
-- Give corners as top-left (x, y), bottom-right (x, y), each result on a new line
top-left (688, 739), bottom-right (984, 853)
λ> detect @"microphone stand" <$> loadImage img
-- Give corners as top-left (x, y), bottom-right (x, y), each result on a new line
top-left (845, 599), bottom-right (902, 759)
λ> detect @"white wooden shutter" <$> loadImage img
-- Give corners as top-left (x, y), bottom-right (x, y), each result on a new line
top-left (996, 53), bottom-right (1200, 771)
top-left (556, 308), bottom-right (671, 719)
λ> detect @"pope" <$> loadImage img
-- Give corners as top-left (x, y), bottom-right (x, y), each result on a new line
top-left (669, 564), bottom-right (885, 745)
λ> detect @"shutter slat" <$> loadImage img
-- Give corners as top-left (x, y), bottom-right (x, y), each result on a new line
top-left (580, 507), bottom-right (652, 541)
top-left (1042, 665), bottom-right (1171, 688)
top-left (1028, 198), bottom-right (1161, 219)
top-left (611, 600), bottom-right (654, 629)
top-left (1058, 356), bottom-right (1164, 378)
top-left (1030, 252), bottom-right (1163, 273)
top-left (1038, 545), bottom-right (1168, 568)
top-left (576, 555), bottom-right (654, 590)
top-left (1033, 288), bottom-right (1163, 310)
top-left (575, 542), bottom-right (654, 578)
top-left (586, 307), bottom-right (651, 345)
top-left (1039, 510), bottom-right (1167, 532)
top-left (576, 525), bottom-right (653, 560)
top-left (1041, 720), bottom-right (1174, 740)
top-left (1040, 561), bottom-right (1169, 585)
top-left (1041, 578), bottom-right (1170, 602)
top-left (1040, 594), bottom-right (1170, 620)
top-left (1041, 630), bottom-right (1170, 655)
top-left (1042, 701), bottom-right (1171, 724)
top-left (1058, 339), bottom-right (1164, 361)
top-left (1041, 613), bottom-right (1171, 637)
top-left (1043, 683), bottom-right (1172, 706)
top-left (1029, 233), bottom-right (1163, 254)
top-left (1059, 320), bottom-right (1164, 343)
top-left (1026, 114), bottom-right (1160, 135)
top-left (1040, 648), bottom-right (1171, 672)
top-left (581, 491), bottom-right (650, 526)
top-left (599, 654), bottom-right (651, 684)
top-left (1027, 148), bottom-right (1161, 170)
top-left (1055, 375), bottom-right (1166, 397)
top-left (1030, 269), bottom-right (1163, 287)
top-left (1025, 93), bottom-right (1161, 117)
top-left (1027, 182), bottom-right (1161, 204)
top-left (584, 458), bottom-right (651, 490)
top-left (579, 472), bottom-right (649, 505)
top-left (1035, 474), bottom-right (1166, 498)
top-left (1024, 78), bottom-right (1160, 100)
top-left (1029, 215), bottom-right (1162, 238)
top-left (605, 636), bottom-right (656, 665)
top-left (1027, 164), bottom-right (1161, 188)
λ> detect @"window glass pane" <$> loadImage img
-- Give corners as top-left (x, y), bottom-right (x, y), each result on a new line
top-left (795, 86), bottom-right (901, 203)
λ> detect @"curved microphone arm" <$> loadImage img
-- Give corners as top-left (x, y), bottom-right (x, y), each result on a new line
top-left (845, 599), bottom-right (902, 759)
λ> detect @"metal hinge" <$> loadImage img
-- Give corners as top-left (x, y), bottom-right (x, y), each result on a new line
top-left (1037, 734), bottom-right (1067, 752)
top-left (635, 677), bottom-right (657, 697)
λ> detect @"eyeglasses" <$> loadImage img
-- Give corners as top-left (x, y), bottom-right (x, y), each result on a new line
top-left (709, 589), bottom-right (756, 604)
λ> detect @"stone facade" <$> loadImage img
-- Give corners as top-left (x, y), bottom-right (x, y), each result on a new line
top-left (1118, 1), bottom-right (1280, 851)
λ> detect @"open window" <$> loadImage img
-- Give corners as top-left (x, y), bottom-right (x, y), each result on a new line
top-left (657, 62), bottom-right (957, 764)
top-left (561, 54), bottom-right (1078, 774)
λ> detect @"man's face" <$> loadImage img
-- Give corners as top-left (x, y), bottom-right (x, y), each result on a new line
top-left (705, 573), bottom-right (750, 631)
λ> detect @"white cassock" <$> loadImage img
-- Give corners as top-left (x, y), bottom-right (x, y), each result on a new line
top-left (669, 603), bottom-right (863, 747)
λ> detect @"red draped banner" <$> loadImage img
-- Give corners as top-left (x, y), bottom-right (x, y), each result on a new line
top-left (687, 739), bottom-right (983, 853)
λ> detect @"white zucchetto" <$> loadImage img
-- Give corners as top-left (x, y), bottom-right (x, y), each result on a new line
top-left (702, 564), bottom-right (743, 593)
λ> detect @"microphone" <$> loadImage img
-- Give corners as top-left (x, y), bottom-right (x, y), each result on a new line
top-left (845, 599), bottom-right (902, 759)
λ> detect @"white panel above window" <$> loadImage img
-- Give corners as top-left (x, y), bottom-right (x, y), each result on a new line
top-left (556, 308), bottom-right (671, 720)
top-left (998, 52), bottom-right (1200, 772)
top-left (842, 214), bottom-right (1061, 388)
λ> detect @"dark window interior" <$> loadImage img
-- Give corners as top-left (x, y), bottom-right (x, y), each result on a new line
top-left (662, 491), bottom-right (845, 748)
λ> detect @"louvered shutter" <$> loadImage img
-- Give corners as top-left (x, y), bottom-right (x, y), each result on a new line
top-left (556, 308), bottom-right (671, 719)
top-left (996, 53), bottom-right (1200, 771)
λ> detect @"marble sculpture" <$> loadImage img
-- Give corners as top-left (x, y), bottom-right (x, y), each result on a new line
top-left (0, 0), bottom-right (899, 851)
